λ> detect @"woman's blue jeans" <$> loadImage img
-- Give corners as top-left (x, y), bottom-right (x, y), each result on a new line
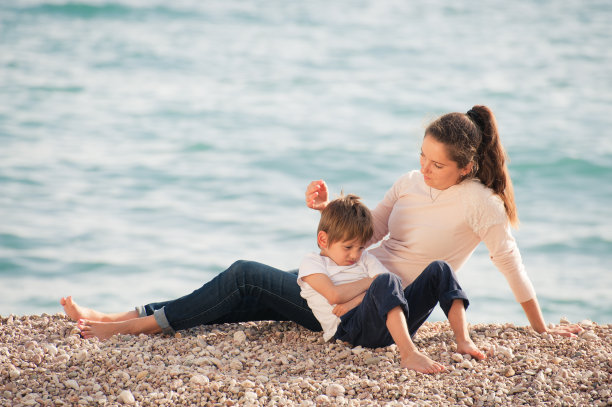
top-left (136, 260), bottom-right (323, 334)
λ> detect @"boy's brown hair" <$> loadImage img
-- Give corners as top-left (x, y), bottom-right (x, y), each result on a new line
top-left (317, 194), bottom-right (373, 247)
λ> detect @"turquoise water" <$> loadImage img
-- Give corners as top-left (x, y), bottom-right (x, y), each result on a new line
top-left (1, 0), bottom-right (611, 325)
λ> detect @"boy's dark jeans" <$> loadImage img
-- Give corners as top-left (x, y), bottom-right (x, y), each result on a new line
top-left (334, 260), bottom-right (469, 348)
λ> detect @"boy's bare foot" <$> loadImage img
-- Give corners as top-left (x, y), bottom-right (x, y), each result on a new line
top-left (61, 296), bottom-right (107, 322)
top-left (400, 351), bottom-right (447, 374)
top-left (457, 338), bottom-right (486, 360)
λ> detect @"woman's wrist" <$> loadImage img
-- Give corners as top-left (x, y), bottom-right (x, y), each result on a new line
top-left (520, 297), bottom-right (547, 333)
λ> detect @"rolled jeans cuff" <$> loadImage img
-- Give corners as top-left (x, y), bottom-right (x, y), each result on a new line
top-left (134, 305), bottom-right (175, 335)
top-left (135, 305), bottom-right (147, 318)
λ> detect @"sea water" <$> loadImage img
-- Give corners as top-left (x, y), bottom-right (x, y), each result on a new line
top-left (1, 0), bottom-right (611, 325)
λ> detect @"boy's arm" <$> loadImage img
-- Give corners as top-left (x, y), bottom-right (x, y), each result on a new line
top-left (332, 292), bottom-right (366, 317)
top-left (301, 273), bottom-right (374, 305)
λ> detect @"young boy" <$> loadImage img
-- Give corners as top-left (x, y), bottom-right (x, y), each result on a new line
top-left (298, 194), bottom-right (484, 374)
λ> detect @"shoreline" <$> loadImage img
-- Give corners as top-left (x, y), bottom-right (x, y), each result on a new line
top-left (1, 315), bottom-right (610, 406)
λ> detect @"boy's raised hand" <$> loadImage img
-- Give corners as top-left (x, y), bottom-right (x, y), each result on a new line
top-left (305, 180), bottom-right (329, 211)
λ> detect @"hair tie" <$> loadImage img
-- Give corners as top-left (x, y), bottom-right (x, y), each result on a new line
top-left (466, 109), bottom-right (478, 123)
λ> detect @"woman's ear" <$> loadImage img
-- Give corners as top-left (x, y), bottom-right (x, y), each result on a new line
top-left (317, 231), bottom-right (328, 249)
top-left (461, 162), bottom-right (474, 177)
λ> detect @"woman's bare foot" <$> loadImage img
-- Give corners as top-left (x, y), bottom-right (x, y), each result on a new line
top-left (60, 296), bottom-right (107, 322)
top-left (77, 315), bottom-right (163, 340)
top-left (61, 296), bottom-right (139, 323)
top-left (457, 338), bottom-right (486, 360)
top-left (78, 319), bottom-right (126, 340)
top-left (400, 350), bottom-right (447, 374)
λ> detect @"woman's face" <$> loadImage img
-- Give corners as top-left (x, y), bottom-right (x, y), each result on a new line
top-left (420, 135), bottom-right (471, 190)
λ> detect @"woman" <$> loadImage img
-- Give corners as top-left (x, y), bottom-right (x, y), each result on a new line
top-left (62, 105), bottom-right (582, 339)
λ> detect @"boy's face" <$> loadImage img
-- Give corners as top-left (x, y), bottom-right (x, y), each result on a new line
top-left (319, 234), bottom-right (366, 266)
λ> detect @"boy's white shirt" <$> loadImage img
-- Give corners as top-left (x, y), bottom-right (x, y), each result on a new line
top-left (298, 251), bottom-right (389, 341)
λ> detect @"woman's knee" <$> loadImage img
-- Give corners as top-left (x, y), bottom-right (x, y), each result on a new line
top-left (222, 260), bottom-right (254, 285)
top-left (223, 260), bottom-right (280, 287)
top-left (227, 260), bottom-right (249, 273)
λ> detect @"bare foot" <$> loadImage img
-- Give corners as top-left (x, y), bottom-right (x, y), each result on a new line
top-left (77, 315), bottom-right (163, 340)
top-left (78, 319), bottom-right (125, 341)
top-left (60, 296), bottom-right (107, 322)
top-left (400, 350), bottom-right (447, 374)
top-left (457, 338), bottom-right (486, 360)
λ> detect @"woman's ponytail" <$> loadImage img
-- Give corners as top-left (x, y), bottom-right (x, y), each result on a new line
top-left (467, 105), bottom-right (519, 227)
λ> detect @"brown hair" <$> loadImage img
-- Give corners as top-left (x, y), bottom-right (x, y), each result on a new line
top-left (317, 194), bottom-right (373, 246)
top-left (425, 105), bottom-right (519, 227)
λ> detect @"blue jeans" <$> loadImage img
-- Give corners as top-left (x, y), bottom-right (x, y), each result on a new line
top-left (136, 260), bottom-right (322, 334)
top-left (334, 260), bottom-right (468, 348)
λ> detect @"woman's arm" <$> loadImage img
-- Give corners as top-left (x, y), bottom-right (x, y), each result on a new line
top-left (480, 215), bottom-right (583, 337)
top-left (521, 298), bottom-right (584, 337)
top-left (301, 273), bottom-right (373, 305)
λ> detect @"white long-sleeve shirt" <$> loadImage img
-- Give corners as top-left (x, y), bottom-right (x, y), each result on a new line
top-left (367, 170), bottom-right (536, 303)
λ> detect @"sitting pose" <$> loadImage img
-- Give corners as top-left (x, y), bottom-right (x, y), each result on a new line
top-left (298, 193), bottom-right (484, 374)
top-left (61, 105), bottom-right (583, 340)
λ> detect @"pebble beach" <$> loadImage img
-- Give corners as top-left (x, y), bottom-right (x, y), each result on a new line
top-left (1, 315), bottom-right (610, 406)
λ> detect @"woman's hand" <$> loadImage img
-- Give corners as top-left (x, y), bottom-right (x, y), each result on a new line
top-left (521, 298), bottom-right (585, 338)
top-left (305, 180), bottom-right (329, 211)
top-left (545, 323), bottom-right (584, 338)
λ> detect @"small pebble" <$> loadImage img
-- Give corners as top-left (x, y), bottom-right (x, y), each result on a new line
top-left (459, 360), bottom-right (473, 369)
top-left (233, 330), bottom-right (246, 344)
top-left (326, 383), bottom-right (345, 397)
top-left (190, 374), bottom-right (209, 386)
top-left (351, 346), bottom-right (365, 355)
top-left (8, 365), bottom-right (20, 379)
top-left (581, 332), bottom-right (599, 341)
top-left (365, 356), bottom-right (382, 365)
top-left (229, 359), bottom-right (243, 370)
top-left (118, 390), bottom-right (135, 405)
top-left (74, 349), bottom-right (88, 363)
top-left (497, 346), bottom-right (514, 359)
top-left (64, 380), bottom-right (79, 390)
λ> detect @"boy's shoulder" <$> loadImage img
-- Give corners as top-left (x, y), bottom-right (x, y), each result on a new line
top-left (300, 251), bottom-right (325, 264)
top-left (298, 253), bottom-right (338, 286)
top-left (360, 251), bottom-right (390, 275)
top-left (299, 252), bottom-right (329, 273)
